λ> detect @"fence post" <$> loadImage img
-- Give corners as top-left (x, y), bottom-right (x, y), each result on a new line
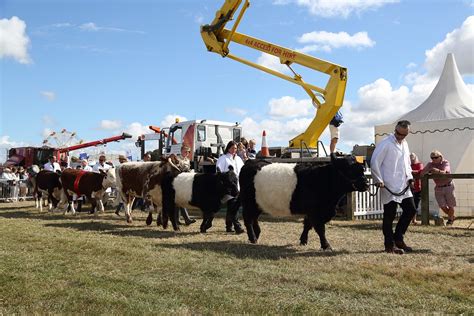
top-left (346, 192), bottom-right (355, 220)
top-left (421, 174), bottom-right (430, 225)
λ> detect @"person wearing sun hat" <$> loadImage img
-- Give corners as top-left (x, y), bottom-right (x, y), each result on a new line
top-left (421, 150), bottom-right (457, 225)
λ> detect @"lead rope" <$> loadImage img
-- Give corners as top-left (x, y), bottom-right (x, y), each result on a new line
top-left (369, 183), bottom-right (411, 197)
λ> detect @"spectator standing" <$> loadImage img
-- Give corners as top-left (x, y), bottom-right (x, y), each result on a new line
top-left (18, 167), bottom-right (29, 201)
top-left (81, 159), bottom-right (93, 172)
top-left (421, 150), bottom-right (457, 225)
top-left (216, 140), bottom-right (245, 234)
top-left (329, 110), bottom-right (343, 153)
top-left (370, 120), bottom-right (416, 254)
top-left (247, 139), bottom-right (257, 159)
top-left (236, 142), bottom-right (248, 161)
top-left (44, 156), bottom-right (61, 172)
top-left (410, 153), bottom-right (423, 225)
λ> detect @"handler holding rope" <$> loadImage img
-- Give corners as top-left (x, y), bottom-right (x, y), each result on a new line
top-left (371, 120), bottom-right (417, 255)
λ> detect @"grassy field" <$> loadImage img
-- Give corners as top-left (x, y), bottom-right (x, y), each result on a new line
top-left (0, 201), bottom-right (473, 314)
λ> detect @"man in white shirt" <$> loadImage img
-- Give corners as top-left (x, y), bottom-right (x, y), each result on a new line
top-left (216, 140), bottom-right (244, 234)
top-left (370, 120), bottom-right (416, 254)
top-left (93, 154), bottom-right (111, 173)
top-left (44, 156), bottom-right (61, 172)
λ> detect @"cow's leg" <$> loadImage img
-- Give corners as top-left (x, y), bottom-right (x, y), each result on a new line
top-left (299, 216), bottom-right (312, 246)
top-left (97, 198), bottom-right (105, 213)
top-left (253, 217), bottom-right (261, 240)
top-left (243, 207), bottom-right (258, 243)
top-left (169, 207), bottom-right (180, 231)
top-left (313, 220), bottom-right (332, 251)
top-left (125, 196), bottom-right (134, 223)
top-left (146, 211), bottom-right (153, 226)
top-left (65, 194), bottom-right (76, 215)
top-left (200, 211), bottom-right (213, 233)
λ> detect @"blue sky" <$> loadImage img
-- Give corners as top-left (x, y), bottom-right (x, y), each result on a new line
top-left (1, 0), bottom-right (473, 161)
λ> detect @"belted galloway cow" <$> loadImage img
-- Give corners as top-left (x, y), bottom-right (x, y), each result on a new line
top-left (61, 168), bottom-right (116, 215)
top-left (146, 167), bottom-right (239, 233)
top-left (239, 154), bottom-right (369, 250)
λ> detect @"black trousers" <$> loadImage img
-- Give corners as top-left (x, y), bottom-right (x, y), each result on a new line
top-left (225, 197), bottom-right (242, 230)
top-left (383, 197), bottom-right (417, 247)
top-left (412, 191), bottom-right (421, 210)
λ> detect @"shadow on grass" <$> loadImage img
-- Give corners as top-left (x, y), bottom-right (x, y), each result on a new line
top-left (44, 221), bottom-right (192, 239)
top-left (159, 240), bottom-right (349, 260)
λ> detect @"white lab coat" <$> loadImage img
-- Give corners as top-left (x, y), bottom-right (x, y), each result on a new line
top-left (216, 153), bottom-right (244, 191)
top-left (44, 162), bottom-right (61, 172)
top-left (370, 134), bottom-right (413, 205)
top-left (93, 162), bottom-right (111, 173)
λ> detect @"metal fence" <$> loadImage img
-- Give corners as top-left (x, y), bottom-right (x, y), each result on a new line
top-left (0, 180), bottom-right (33, 202)
top-left (346, 172), bottom-right (474, 223)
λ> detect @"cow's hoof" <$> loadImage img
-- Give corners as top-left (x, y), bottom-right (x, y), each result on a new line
top-left (126, 217), bottom-right (132, 224)
top-left (300, 241), bottom-right (308, 246)
top-left (321, 246), bottom-right (333, 252)
top-left (145, 215), bottom-right (152, 226)
top-left (200, 227), bottom-right (207, 233)
top-left (249, 239), bottom-right (258, 244)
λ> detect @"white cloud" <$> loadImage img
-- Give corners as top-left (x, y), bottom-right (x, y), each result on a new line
top-left (268, 96), bottom-right (314, 118)
top-left (0, 16), bottom-right (32, 64)
top-left (124, 122), bottom-right (151, 139)
top-left (40, 91), bottom-right (56, 101)
top-left (256, 53), bottom-right (291, 74)
top-left (225, 107), bottom-right (248, 116)
top-left (194, 13), bottom-right (204, 24)
top-left (79, 22), bottom-right (144, 34)
top-left (278, 0), bottom-right (399, 18)
top-left (99, 120), bottom-right (122, 130)
top-left (42, 115), bottom-right (55, 125)
top-left (160, 114), bottom-right (188, 128)
top-left (424, 15), bottom-right (474, 77)
top-left (298, 31), bottom-right (375, 53)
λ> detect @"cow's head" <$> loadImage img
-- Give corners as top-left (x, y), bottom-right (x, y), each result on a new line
top-left (217, 166), bottom-right (239, 199)
top-left (330, 153), bottom-right (369, 192)
top-left (101, 167), bottom-right (116, 189)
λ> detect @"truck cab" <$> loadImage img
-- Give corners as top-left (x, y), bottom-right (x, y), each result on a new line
top-left (166, 119), bottom-right (242, 172)
top-left (137, 119), bottom-right (242, 172)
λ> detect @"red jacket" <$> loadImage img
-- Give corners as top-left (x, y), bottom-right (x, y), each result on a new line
top-left (411, 162), bottom-right (424, 192)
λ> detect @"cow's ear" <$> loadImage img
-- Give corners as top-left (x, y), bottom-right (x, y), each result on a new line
top-left (228, 165), bottom-right (234, 172)
top-left (99, 169), bottom-right (106, 176)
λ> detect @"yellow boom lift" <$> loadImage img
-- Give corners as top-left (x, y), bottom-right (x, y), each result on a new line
top-left (201, 0), bottom-right (347, 150)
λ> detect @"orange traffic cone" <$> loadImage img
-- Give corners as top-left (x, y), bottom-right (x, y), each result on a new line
top-left (261, 130), bottom-right (270, 157)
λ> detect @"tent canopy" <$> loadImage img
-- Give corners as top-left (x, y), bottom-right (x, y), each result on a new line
top-left (397, 53), bottom-right (473, 123)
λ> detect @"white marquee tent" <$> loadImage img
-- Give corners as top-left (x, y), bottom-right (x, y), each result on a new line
top-left (374, 53), bottom-right (474, 216)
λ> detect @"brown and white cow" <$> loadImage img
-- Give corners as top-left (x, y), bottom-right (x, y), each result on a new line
top-left (29, 169), bottom-right (65, 212)
top-left (61, 168), bottom-right (116, 215)
top-left (115, 158), bottom-right (180, 227)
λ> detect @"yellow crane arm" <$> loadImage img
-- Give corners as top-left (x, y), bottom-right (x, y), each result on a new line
top-left (200, 0), bottom-right (347, 149)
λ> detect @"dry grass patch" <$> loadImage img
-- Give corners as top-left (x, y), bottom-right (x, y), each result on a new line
top-left (0, 201), bottom-right (473, 314)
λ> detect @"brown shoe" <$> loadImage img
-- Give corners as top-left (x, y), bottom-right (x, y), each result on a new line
top-left (385, 246), bottom-right (404, 255)
top-left (395, 241), bottom-right (413, 253)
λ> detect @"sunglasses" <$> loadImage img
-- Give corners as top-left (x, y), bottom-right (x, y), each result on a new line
top-left (431, 156), bottom-right (440, 159)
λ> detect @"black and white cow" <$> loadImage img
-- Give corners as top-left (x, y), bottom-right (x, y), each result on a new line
top-left (150, 168), bottom-right (239, 233)
top-left (239, 154), bottom-right (369, 250)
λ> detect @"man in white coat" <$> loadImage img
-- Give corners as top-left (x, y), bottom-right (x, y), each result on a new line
top-left (216, 140), bottom-right (245, 234)
top-left (44, 156), bottom-right (61, 172)
top-left (371, 120), bottom-right (416, 254)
